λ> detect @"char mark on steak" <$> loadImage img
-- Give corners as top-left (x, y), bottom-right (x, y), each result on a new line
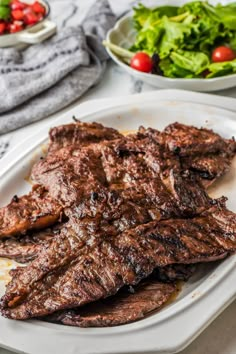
top-left (0, 185), bottom-right (62, 239)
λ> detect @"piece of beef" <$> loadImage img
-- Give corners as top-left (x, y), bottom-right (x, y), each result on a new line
top-left (0, 185), bottom-right (62, 238)
top-left (44, 278), bottom-right (176, 327)
top-left (48, 121), bottom-right (122, 153)
top-left (1, 201), bottom-right (236, 320)
top-left (44, 264), bottom-right (195, 327)
top-left (139, 123), bottom-right (236, 187)
top-left (32, 133), bottom-right (210, 217)
top-left (0, 122), bottom-right (122, 239)
top-left (161, 122), bottom-right (236, 157)
top-left (182, 153), bottom-right (234, 188)
top-left (0, 226), bottom-right (63, 263)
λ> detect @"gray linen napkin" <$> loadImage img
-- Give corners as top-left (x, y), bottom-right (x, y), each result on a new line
top-left (0, 0), bottom-right (116, 134)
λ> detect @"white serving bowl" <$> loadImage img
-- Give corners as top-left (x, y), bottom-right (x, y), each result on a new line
top-left (106, 0), bottom-right (236, 92)
top-left (0, 0), bottom-right (56, 48)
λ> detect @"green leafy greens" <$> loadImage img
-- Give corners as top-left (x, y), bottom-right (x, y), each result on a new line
top-left (131, 1), bottom-right (236, 79)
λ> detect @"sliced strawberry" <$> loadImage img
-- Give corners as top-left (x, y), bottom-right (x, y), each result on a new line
top-left (11, 9), bottom-right (24, 20)
top-left (24, 11), bottom-right (38, 25)
top-left (10, 20), bottom-right (23, 33)
top-left (32, 1), bottom-right (45, 14)
top-left (10, 0), bottom-right (26, 11)
top-left (0, 22), bottom-right (6, 34)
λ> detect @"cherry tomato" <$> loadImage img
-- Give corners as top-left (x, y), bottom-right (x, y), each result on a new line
top-left (10, 21), bottom-right (23, 33)
top-left (130, 52), bottom-right (153, 73)
top-left (32, 1), bottom-right (45, 14)
top-left (10, 0), bottom-right (26, 11)
top-left (212, 46), bottom-right (235, 63)
top-left (0, 22), bottom-right (6, 34)
top-left (11, 9), bottom-right (24, 20)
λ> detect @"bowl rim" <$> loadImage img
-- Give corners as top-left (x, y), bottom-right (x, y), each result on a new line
top-left (106, 13), bottom-right (236, 83)
top-left (0, 0), bottom-right (50, 37)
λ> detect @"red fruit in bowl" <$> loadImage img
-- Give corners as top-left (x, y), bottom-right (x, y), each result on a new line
top-left (32, 1), bottom-right (45, 14)
top-left (10, 21), bottom-right (23, 33)
top-left (11, 9), bottom-right (24, 20)
top-left (24, 11), bottom-right (38, 25)
top-left (10, 0), bottom-right (26, 11)
top-left (0, 22), bottom-right (6, 34)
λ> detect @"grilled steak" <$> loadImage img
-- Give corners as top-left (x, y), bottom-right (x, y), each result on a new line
top-left (1, 201), bottom-right (236, 320)
top-left (45, 278), bottom-right (176, 327)
top-left (0, 122), bottom-right (122, 239)
top-left (0, 122), bottom-right (234, 239)
top-left (0, 185), bottom-right (62, 238)
top-left (0, 120), bottom-right (236, 325)
top-left (139, 123), bottom-right (236, 187)
top-left (48, 120), bottom-right (122, 153)
top-left (0, 227), bottom-right (61, 263)
top-left (45, 264), bottom-right (195, 327)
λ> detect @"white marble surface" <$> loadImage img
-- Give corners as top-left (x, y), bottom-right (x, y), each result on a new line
top-left (0, 0), bottom-right (236, 353)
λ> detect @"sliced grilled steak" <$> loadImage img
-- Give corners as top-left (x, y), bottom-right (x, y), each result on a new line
top-left (0, 186), bottom-right (62, 238)
top-left (0, 226), bottom-right (63, 263)
top-left (139, 123), bottom-right (236, 187)
top-left (45, 264), bottom-right (195, 327)
top-left (1, 121), bottom-right (236, 324)
top-left (161, 122), bottom-right (236, 157)
top-left (0, 122), bottom-right (123, 239)
top-left (48, 121), bottom-right (122, 153)
top-left (182, 153), bottom-right (234, 188)
top-left (45, 278), bottom-right (176, 327)
top-left (1, 201), bottom-right (236, 320)
top-left (1, 122), bottom-right (234, 239)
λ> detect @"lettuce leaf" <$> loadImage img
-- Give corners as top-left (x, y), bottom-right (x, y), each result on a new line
top-left (170, 50), bottom-right (209, 74)
top-left (207, 59), bottom-right (236, 78)
top-left (160, 58), bottom-right (196, 78)
top-left (203, 2), bottom-right (236, 30)
top-left (133, 4), bottom-right (178, 30)
top-left (158, 17), bottom-right (192, 58)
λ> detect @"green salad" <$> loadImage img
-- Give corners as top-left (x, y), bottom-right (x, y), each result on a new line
top-left (103, 1), bottom-right (236, 79)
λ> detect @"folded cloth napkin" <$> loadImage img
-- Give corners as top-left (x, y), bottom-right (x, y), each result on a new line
top-left (0, 0), bottom-right (116, 134)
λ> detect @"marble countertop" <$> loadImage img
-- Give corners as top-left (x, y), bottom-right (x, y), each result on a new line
top-left (0, 0), bottom-right (236, 352)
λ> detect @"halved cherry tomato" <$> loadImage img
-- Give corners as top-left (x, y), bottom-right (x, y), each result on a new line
top-left (10, 20), bottom-right (23, 33)
top-left (212, 46), bottom-right (235, 63)
top-left (10, 0), bottom-right (26, 11)
top-left (130, 52), bottom-right (153, 73)
top-left (11, 9), bottom-right (24, 20)
top-left (0, 22), bottom-right (6, 34)
top-left (32, 1), bottom-right (45, 14)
